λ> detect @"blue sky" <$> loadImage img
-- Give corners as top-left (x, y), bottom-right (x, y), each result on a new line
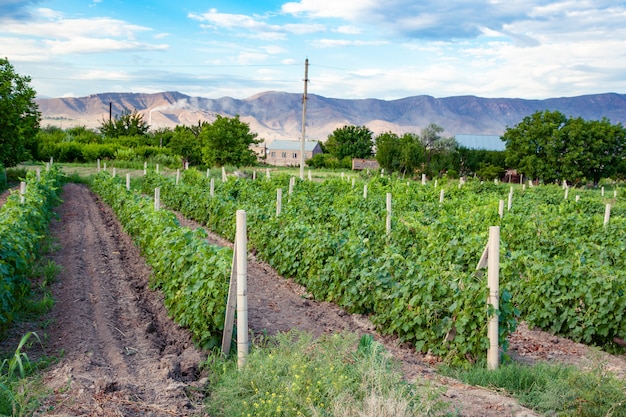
top-left (1, 0), bottom-right (625, 100)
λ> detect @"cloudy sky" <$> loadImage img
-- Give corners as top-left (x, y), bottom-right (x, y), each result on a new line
top-left (1, 0), bottom-right (625, 100)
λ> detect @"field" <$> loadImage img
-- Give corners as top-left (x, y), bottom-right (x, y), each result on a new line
top-left (0, 164), bottom-right (625, 416)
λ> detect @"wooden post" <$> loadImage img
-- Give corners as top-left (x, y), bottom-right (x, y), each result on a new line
top-left (154, 187), bottom-right (160, 211)
top-left (144, 161), bottom-right (147, 175)
top-left (236, 210), bottom-right (248, 369)
top-left (601, 186), bottom-right (605, 197)
top-left (604, 204), bottom-right (611, 226)
top-left (210, 178), bottom-right (215, 198)
top-left (185, 161), bottom-right (189, 170)
top-left (112, 167), bottom-right (116, 178)
top-left (564, 187), bottom-right (569, 200)
top-left (156, 164), bottom-right (159, 174)
top-left (386, 193), bottom-right (392, 234)
top-left (289, 177), bottom-right (295, 195)
top-left (498, 200), bottom-right (504, 218)
top-left (276, 188), bottom-right (282, 216)
top-left (253, 170), bottom-right (257, 180)
top-left (520, 173), bottom-right (523, 185)
top-left (487, 226), bottom-right (500, 370)
top-left (176, 169), bottom-right (180, 185)
top-left (36, 168), bottom-right (40, 182)
top-left (45, 162), bottom-right (50, 172)
top-left (352, 178), bottom-right (356, 188)
top-left (439, 188), bottom-right (445, 203)
top-left (20, 181), bottom-right (26, 204)
top-left (97, 159), bottom-right (101, 172)
top-left (576, 195), bottom-right (580, 202)
top-left (422, 173), bottom-right (426, 185)
top-left (222, 167), bottom-right (227, 182)
top-left (308, 170), bottom-right (312, 181)
top-left (206, 168), bottom-right (210, 178)
top-left (266, 168), bottom-right (270, 180)
top-left (126, 173), bottom-right (131, 191)
top-left (363, 184), bottom-right (368, 199)
top-left (103, 162), bottom-right (107, 172)
top-left (508, 191), bottom-right (513, 211)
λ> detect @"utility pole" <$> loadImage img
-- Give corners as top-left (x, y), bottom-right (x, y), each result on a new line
top-left (299, 58), bottom-right (309, 180)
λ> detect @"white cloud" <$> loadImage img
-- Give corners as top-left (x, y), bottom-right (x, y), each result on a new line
top-left (310, 39), bottom-right (388, 48)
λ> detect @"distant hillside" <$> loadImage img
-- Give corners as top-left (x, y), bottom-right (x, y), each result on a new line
top-left (36, 91), bottom-right (626, 142)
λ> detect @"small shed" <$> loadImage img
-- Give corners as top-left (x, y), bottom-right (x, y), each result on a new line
top-left (265, 140), bottom-right (322, 166)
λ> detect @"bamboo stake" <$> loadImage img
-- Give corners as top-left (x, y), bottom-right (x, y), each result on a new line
top-left (386, 193), bottom-right (392, 234)
top-left (20, 181), bottom-right (25, 204)
top-left (276, 188), bottom-right (282, 216)
top-left (487, 226), bottom-right (500, 370)
top-left (236, 210), bottom-right (248, 369)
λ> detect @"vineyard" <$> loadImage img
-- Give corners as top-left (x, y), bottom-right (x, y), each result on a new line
top-left (0, 167), bottom-right (62, 331)
top-left (91, 168), bottom-right (625, 362)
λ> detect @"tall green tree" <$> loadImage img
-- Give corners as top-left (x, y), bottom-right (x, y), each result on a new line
top-left (200, 115), bottom-right (261, 167)
top-left (375, 132), bottom-right (425, 175)
top-left (325, 125), bottom-right (374, 162)
top-left (502, 110), bottom-right (626, 184)
top-left (0, 58), bottom-right (40, 167)
top-left (99, 109), bottom-right (150, 138)
top-left (420, 123), bottom-right (457, 176)
top-left (169, 124), bottom-right (203, 166)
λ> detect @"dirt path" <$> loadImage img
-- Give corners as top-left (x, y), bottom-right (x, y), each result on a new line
top-left (3, 182), bottom-right (623, 416)
top-left (37, 184), bottom-right (206, 416)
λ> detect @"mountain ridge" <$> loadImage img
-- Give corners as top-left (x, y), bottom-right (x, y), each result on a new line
top-left (36, 91), bottom-right (626, 142)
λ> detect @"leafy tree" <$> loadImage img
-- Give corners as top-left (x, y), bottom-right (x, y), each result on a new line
top-left (99, 109), bottom-right (150, 138)
top-left (325, 125), bottom-right (374, 161)
top-left (169, 124), bottom-right (203, 167)
top-left (199, 115), bottom-right (261, 167)
top-left (503, 110), bottom-right (626, 184)
top-left (420, 123), bottom-right (457, 176)
top-left (0, 58), bottom-right (40, 166)
top-left (375, 132), bottom-right (402, 172)
top-left (375, 132), bottom-right (425, 175)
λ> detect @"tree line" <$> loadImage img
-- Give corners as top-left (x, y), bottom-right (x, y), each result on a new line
top-left (1, 57), bottom-right (625, 184)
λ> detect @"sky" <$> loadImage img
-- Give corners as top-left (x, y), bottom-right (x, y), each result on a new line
top-left (1, 0), bottom-right (626, 101)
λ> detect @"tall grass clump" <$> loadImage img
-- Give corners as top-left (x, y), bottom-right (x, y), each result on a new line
top-left (206, 331), bottom-right (451, 417)
top-left (442, 360), bottom-right (626, 416)
top-left (0, 332), bottom-right (47, 416)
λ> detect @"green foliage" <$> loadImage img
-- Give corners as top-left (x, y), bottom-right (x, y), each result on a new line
top-left (200, 115), bottom-right (261, 167)
top-left (444, 360), bottom-right (626, 417)
top-left (326, 125), bottom-right (374, 160)
top-left (475, 163), bottom-right (505, 181)
top-left (0, 58), bottom-right (41, 167)
top-left (169, 124), bottom-right (203, 166)
top-left (305, 153), bottom-right (348, 169)
top-left (0, 167), bottom-right (63, 332)
top-left (90, 173), bottom-right (232, 348)
top-left (99, 109), bottom-right (150, 138)
top-left (503, 110), bottom-right (626, 185)
top-left (141, 172), bottom-right (525, 362)
top-left (206, 330), bottom-right (448, 417)
top-left (0, 332), bottom-right (47, 416)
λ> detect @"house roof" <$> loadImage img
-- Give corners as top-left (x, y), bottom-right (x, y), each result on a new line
top-left (266, 140), bottom-right (320, 152)
top-left (455, 134), bottom-right (505, 151)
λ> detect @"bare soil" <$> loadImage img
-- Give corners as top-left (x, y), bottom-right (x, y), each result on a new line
top-left (1, 183), bottom-right (625, 416)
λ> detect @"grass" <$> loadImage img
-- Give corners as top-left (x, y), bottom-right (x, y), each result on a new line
top-left (0, 235), bottom-right (62, 416)
top-left (204, 330), bottom-right (453, 417)
top-left (440, 360), bottom-right (626, 416)
top-left (0, 333), bottom-right (50, 416)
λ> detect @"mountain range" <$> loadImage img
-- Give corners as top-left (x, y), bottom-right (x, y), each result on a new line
top-left (35, 91), bottom-right (626, 142)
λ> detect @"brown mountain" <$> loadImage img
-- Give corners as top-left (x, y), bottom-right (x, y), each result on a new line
top-left (36, 91), bottom-right (626, 141)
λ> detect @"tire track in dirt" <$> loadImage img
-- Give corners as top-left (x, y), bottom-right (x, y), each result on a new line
top-left (37, 183), bottom-right (207, 416)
